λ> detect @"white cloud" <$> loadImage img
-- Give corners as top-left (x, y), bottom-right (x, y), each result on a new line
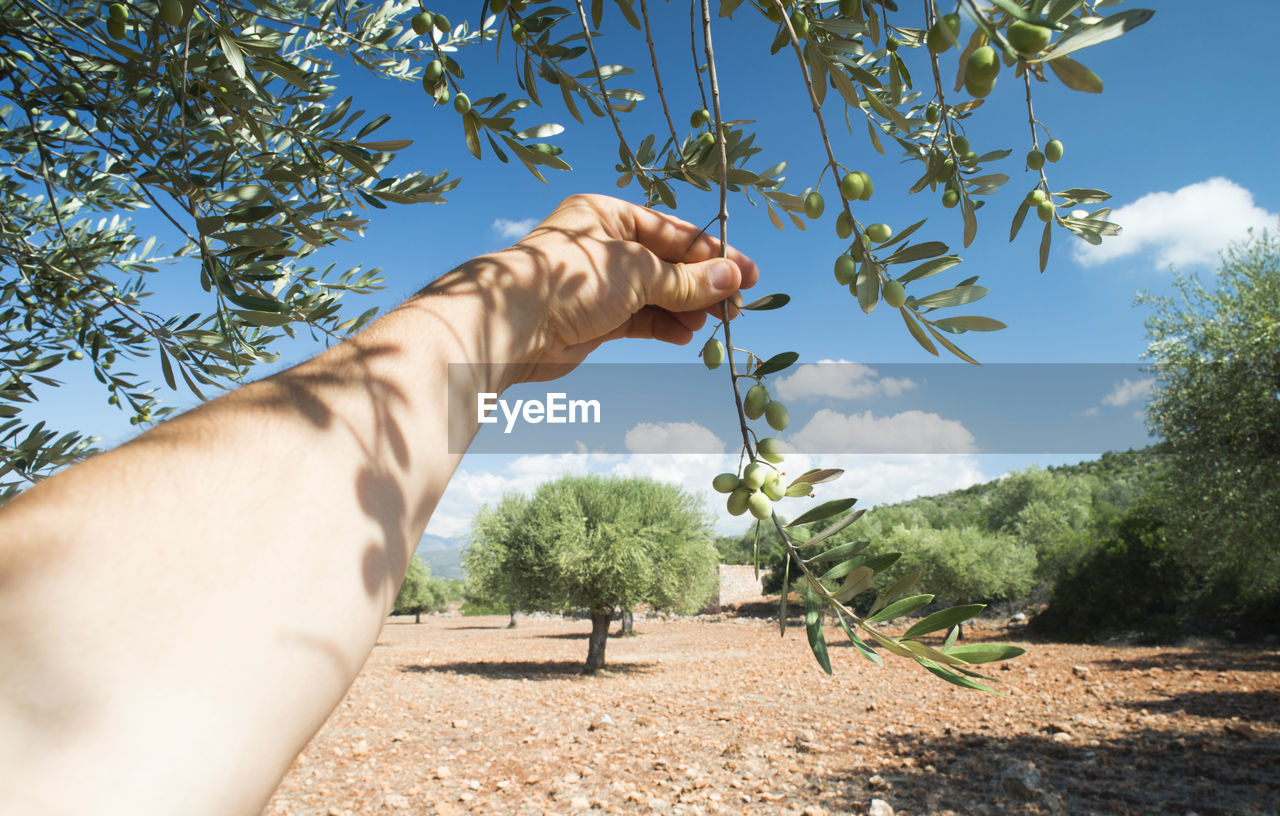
top-left (1082, 406), bottom-right (1100, 417)
top-left (427, 450), bottom-right (993, 540)
top-left (1102, 377), bottom-right (1154, 407)
top-left (624, 421), bottom-right (725, 454)
top-left (773, 360), bottom-right (918, 402)
top-left (492, 217), bottom-right (537, 240)
top-left (786, 408), bottom-right (977, 454)
top-left (1074, 178), bottom-right (1276, 269)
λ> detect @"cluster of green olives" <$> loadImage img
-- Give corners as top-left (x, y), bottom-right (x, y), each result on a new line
top-left (1026, 187), bottom-right (1057, 223)
top-left (410, 9), bottom-right (451, 36)
top-left (105, 0), bottom-right (184, 38)
top-left (711, 439), bottom-right (788, 520)
top-left (421, 58), bottom-right (468, 112)
top-left (744, 382), bottom-right (788, 431)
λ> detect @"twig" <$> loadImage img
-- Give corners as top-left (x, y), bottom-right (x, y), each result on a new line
top-left (573, 0), bottom-right (643, 176)
top-left (639, 0), bottom-right (686, 169)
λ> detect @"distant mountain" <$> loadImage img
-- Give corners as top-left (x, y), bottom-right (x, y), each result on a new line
top-left (418, 533), bottom-right (462, 552)
top-left (415, 533), bottom-right (467, 581)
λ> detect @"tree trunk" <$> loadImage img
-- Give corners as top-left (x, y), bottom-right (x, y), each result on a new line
top-left (584, 609), bottom-right (613, 673)
top-left (507, 604), bottom-right (517, 629)
top-left (414, 610), bottom-right (422, 624)
top-left (619, 609), bottom-right (634, 636)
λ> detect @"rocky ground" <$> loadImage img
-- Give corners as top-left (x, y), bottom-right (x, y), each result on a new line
top-left (263, 613), bottom-right (1280, 816)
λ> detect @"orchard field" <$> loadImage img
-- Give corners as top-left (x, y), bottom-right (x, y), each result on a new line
top-left (263, 613), bottom-right (1280, 816)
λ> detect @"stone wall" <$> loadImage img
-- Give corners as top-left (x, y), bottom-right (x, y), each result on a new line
top-left (709, 564), bottom-right (766, 612)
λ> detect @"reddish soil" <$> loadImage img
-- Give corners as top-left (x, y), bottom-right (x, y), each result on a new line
top-left (262, 613), bottom-right (1280, 816)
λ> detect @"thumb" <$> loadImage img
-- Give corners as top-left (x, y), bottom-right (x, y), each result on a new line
top-left (644, 257), bottom-right (743, 315)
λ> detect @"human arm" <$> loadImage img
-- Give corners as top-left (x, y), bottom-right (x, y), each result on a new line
top-left (0, 194), bottom-right (757, 815)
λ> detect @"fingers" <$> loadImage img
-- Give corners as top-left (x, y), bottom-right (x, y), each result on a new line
top-left (553, 194), bottom-right (760, 290)
top-left (623, 201), bottom-right (760, 290)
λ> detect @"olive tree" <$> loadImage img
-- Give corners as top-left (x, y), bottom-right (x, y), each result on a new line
top-left (1139, 228), bottom-right (1280, 623)
top-left (2, 0), bottom-right (1155, 686)
top-left (392, 555), bottom-right (454, 622)
top-left (464, 474), bottom-right (718, 671)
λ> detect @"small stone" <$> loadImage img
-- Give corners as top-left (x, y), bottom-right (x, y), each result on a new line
top-left (351, 738), bottom-right (369, 756)
top-left (571, 796), bottom-right (591, 810)
top-left (436, 767), bottom-right (453, 780)
top-left (1071, 664), bottom-right (1091, 678)
top-left (868, 774), bottom-right (890, 790)
top-left (1000, 759), bottom-right (1042, 801)
top-left (1010, 612), bottom-right (1028, 623)
top-left (383, 794), bottom-right (410, 810)
top-left (451, 718), bottom-right (470, 729)
top-left (868, 798), bottom-right (894, 816)
top-left (803, 806), bottom-right (828, 816)
top-left (590, 713), bottom-right (615, 731)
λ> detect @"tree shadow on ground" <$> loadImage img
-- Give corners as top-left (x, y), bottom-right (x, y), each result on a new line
top-left (812, 725), bottom-right (1279, 816)
top-left (1091, 648), bottom-right (1280, 674)
top-left (1119, 689), bottom-right (1280, 723)
top-left (398, 660), bottom-right (658, 679)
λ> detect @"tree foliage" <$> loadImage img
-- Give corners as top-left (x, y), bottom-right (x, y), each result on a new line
top-left (1138, 228), bottom-right (1280, 623)
top-left (393, 556), bottom-right (457, 622)
top-left (463, 474), bottom-right (718, 669)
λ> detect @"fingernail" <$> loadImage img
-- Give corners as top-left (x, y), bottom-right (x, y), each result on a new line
top-left (708, 261), bottom-right (734, 291)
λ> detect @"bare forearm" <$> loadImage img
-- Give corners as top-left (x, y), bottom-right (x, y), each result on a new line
top-left (0, 194), bottom-right (755, 815)
top-left (0, 270), bottom-right (510, 815)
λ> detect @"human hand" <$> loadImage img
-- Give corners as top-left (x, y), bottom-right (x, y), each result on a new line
top-left (427, 194), bottom-right (759, 383)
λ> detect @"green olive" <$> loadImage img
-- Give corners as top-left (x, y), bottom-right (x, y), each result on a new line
top-left (107, 17), bottom-right (126, 38)
top-left (883, 280), bottom-right (907, 308)
top-left (942, 189), bottom-right (959, 209)
top-left (412, 12), bottom-right (432, 35)
top-left (927, 13), bottom-right (961, 53)
top-left (790, 9), bottom-right (809, 38)
top-left (850, 234), bottom-right (869, 261)
top-left (886, 36), bottom-right (899, 52)
top-left (1037, 200), bottom-right (1056, 222)
top-left (866, 222), bottom-right (893, 244)
top-left (765, 401), bottom-right (789, 431)
top-left (762, 474), bottom-right (785, 502)
top-left (511, 23), bottom-right (526, 42)
top-left (1007, 20), bottom-right (1052, 57)
top-left (434, 12), bottom-right (450, 32)
top-left (925, 104), bottom-right (939, 124)
top-left (744, 462), bottom-right (768, 490)
top-left (748, 491), bottom-right (774, 520)
top-left (834, 254), bottom-right (856, 285)
top-left (68, 349), bottom-right (84, 360)
top-left (744, 383), bottom-right (769, 419)
top-left (835, 211), bottom-right (854, 240)
top-left (727, 487), bottom-right (751, 516)
top-left (838, 171), bottom-right (864, 201)
top-left (159, 0), bottom-right (183, 25)
top-left (952, 135), bottom-right (970, 155)
top-left (453, 92), bottom-right (471, 114)
top-left (697, 131), bottom-right (715, 149)
top-left (964, 46), bottom-right (999, 98)
top-left (690, 108), bottom-right (710, 128)
top-left (109, 3), bottom-right (127, 21)
top-left (491, 0), bottom-right (507, 12)
top-left (424, 59), bottom-right (444, 81)
top-left (803, 191), bottom-right (825, 219)
top-left (702, 337), bottom-right (725, 369)
top-left (854, 171), bottom-right (874, 201)
top-left (1045, 139), bottom-right (1064, 163)
top-left (1026, 149), bottom-right (1045, 170)
top-left (758, 437), bottom-right (785, 463)
top-left (712, 473), bottom-right (741, 493)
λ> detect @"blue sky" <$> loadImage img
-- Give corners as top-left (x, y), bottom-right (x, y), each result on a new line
top-left (35, 0), bottom-right (1280, 538)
